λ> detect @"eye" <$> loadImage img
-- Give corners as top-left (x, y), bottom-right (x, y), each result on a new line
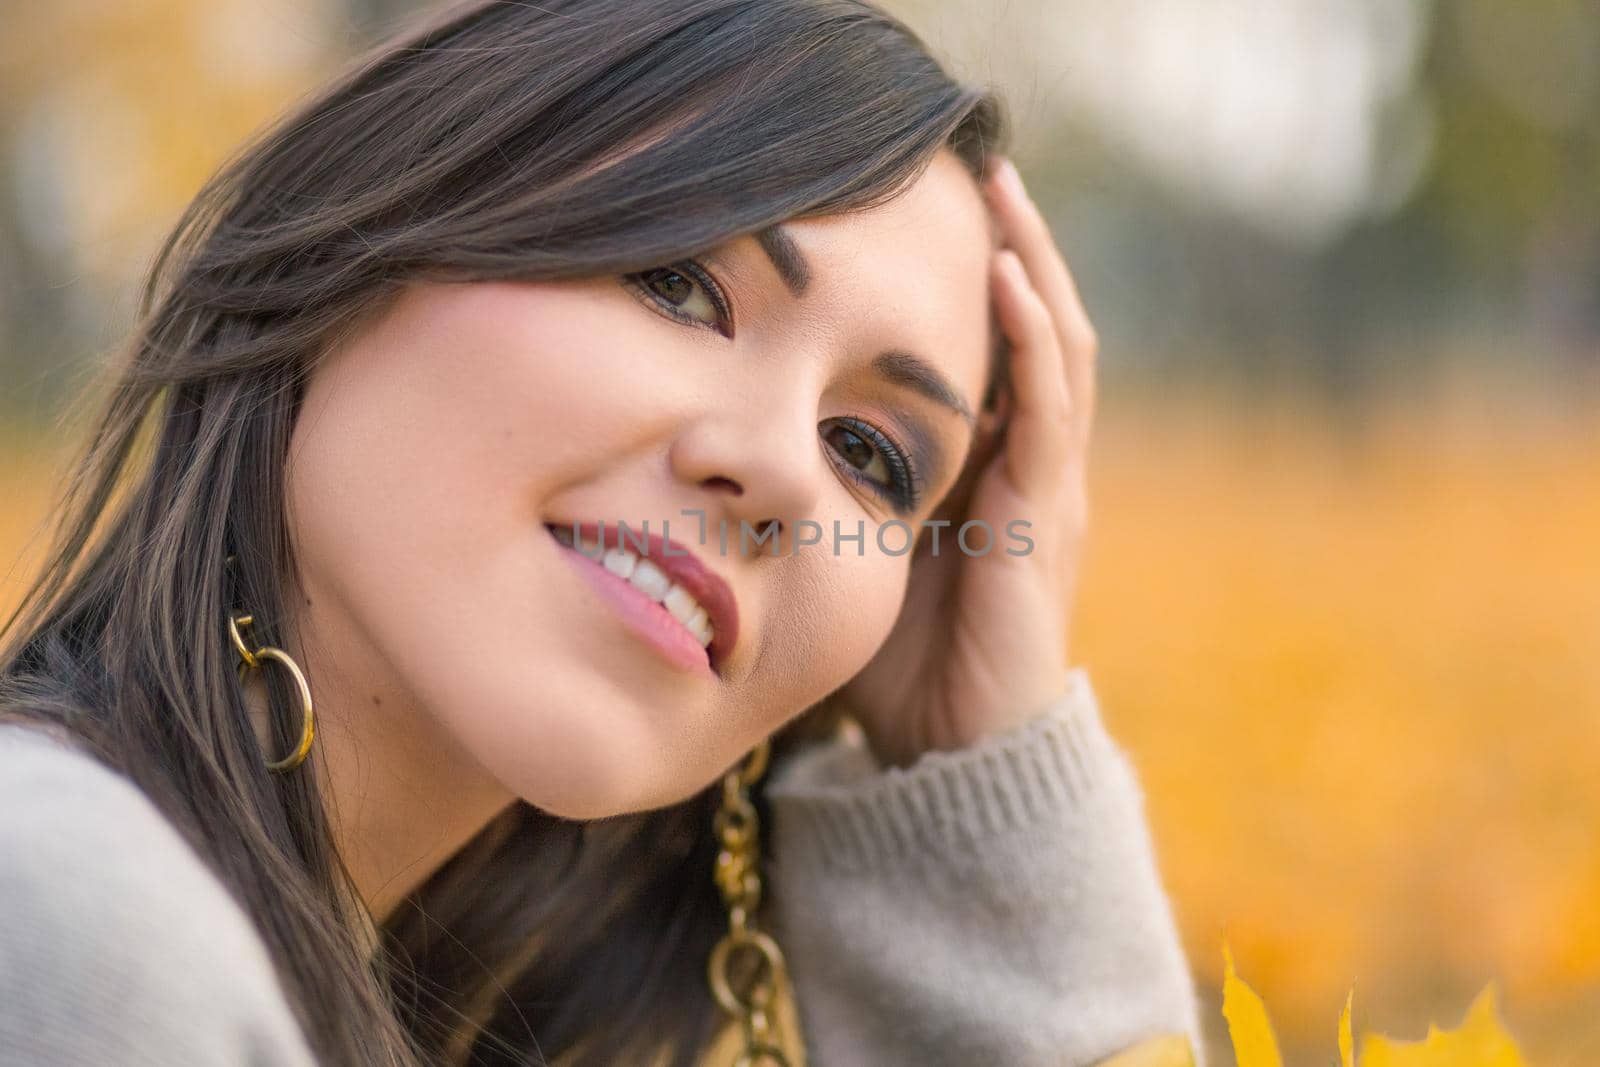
top-left (822, 417), bottom-right (926, 515)
top-left (622, 259), bottom-right (733, 337)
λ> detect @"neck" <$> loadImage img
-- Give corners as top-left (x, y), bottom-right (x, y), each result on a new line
top-left (245, 612), bottom-right (516, 931)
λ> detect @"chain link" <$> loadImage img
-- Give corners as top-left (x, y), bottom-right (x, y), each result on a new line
top-left (708, 740), bottom-right (796, 1067)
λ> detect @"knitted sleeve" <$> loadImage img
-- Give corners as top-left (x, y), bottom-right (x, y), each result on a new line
top-left (762, 667), bottom-right (1205, 1067)
top-left (0, 724), bottom-right (318, 1067)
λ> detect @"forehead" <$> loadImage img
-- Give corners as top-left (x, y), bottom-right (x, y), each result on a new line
top-left (806, 150), bottom-right (998, 260)
top-left (777, 151), bottom-right (997, 406)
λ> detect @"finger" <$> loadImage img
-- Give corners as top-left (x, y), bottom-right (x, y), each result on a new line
top-left (991, 249), bottom-right (1072, 497)
top-left (984, 160), bottom-right (1098, 442)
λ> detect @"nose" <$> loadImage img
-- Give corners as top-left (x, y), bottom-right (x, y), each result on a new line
top-left (668, 385), bottom-right (826, 560)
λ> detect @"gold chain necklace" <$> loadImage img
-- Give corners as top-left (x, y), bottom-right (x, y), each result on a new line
top-left (708, 739), bottom-right (797, 1066)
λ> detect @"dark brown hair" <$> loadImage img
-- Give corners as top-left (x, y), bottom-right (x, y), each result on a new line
top-left (0, 0), bottom-right (1009, 1063)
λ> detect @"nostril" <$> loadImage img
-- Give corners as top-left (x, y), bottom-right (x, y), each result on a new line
top-left (701, 476), bottom-right (741, 495)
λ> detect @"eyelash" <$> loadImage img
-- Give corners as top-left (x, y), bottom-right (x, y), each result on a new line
top-left (622, 259), bottom-right (927, 514)
top-left (623, 260), bottom-right (733, 337)
top-left (823, 417), bottom-right (927, 514)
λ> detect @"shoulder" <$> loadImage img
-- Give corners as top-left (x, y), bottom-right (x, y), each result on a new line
top-left (0, 721), bottom-right (230, 909)
top-left (0, 723), bottom-right (317, 1066)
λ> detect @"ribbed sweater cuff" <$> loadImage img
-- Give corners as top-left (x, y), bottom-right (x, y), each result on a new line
top-left (764, 668), bottom-right (1124, 874)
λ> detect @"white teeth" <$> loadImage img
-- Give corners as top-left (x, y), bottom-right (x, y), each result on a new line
top-left (662, 584), bottom-right (698, 625)
top-left (686, 606), bottom-right (712, 646)
top-left (549, 524), bottom-right (716, 651)
top-left (628, 558), bottom-right (671, 599)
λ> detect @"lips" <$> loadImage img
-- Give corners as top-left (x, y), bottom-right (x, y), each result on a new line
top-left (544, 520), bottom-right (739, 675)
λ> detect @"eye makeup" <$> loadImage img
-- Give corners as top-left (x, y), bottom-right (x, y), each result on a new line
top-left (620, 251), bottom-right (962, 518)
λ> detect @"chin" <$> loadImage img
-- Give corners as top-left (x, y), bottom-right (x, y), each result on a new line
top-left (520, 770), bottom-right (709, 822)
top-left (463, 716), bottom-right (715, 823)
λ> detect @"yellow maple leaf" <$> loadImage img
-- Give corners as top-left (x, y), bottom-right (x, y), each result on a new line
top-left (1221, 942), bottom-right (1284, 1067)
top-left (1220, 947), bottom-right (1531, 1067)
top-left (1094, 1034), bottom-right (1197, 1067)
top-left (1340, 988), bottom-right (1356, 1067)
top-left (1358, 986), bottom-right (1528, 1067)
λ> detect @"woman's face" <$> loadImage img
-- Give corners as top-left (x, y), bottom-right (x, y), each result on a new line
top-left (286, 148), bottom-right (998, 819)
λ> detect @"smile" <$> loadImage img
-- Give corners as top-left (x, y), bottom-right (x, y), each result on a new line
top-left (550, 523), bottom-right (713, 644)
top-left (544, 521), bottom-right (739, 678)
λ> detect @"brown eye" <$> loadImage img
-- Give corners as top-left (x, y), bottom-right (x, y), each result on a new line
top-left (623, 259), bottom-right (732, 337)
top-left (641, 268), bottom-right (696, 308)
top-left (820, 418), bottom-right (924, 515)
top-left (827, 425), bottom-right (887, 481)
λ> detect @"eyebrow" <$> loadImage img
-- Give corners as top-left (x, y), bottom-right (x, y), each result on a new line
top-left (873, 351), bottom-right (976, 427)
top-left (754, 225), bottom-right (811, 297)
top-left (753, 223), bottom-right (978, 428)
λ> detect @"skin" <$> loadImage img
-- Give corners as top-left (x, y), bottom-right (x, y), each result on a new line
top-left (248, 147), bottom-right (1099, 926)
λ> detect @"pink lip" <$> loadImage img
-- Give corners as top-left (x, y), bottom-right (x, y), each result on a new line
top-left (546, 520), bottom-right (739, 678)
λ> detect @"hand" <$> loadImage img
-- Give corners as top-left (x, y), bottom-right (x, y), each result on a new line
top-left (834, 157), bottom-right (1099, 769)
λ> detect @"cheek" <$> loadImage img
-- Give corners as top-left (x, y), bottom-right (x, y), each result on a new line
top-left (290, 280), bottom-right (665, 561)
top-left (755, 549), bottom-right (911, 724)
top-left (289, 287), bottom-right (546, 585)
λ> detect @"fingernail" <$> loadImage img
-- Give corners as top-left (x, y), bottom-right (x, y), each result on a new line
top-left (995, 158), bottom-right (1025, 197)
top-left (986, 158), bottom-right (1010, 190)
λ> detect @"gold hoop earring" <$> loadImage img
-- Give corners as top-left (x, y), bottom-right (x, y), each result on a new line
top-left (708, 738), bottom-right (796, 1066)
top-left (228, 610), bottom-right (316, 773)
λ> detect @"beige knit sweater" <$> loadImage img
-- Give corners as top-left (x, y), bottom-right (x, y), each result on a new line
top-left (0, 667), bottom-right (1201, 1065)
top-left (764, 667), bottom-right (1202, 1065)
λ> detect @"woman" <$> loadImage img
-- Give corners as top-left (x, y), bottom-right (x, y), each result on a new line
top-left (0, 0), bottom-right (1202, 1064)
